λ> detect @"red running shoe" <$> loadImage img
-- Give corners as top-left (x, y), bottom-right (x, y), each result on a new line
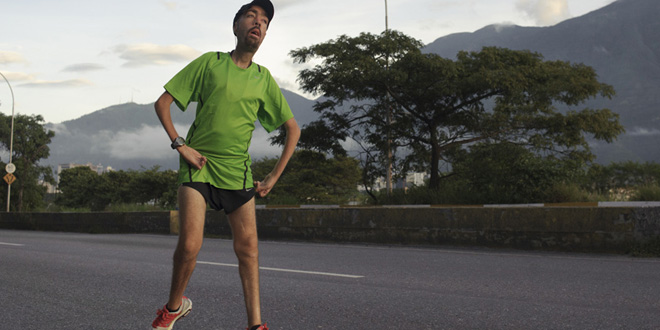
top-left (151, 297), bottom-right (192, 330)
top-left (247, 323), bottom-right (269, 330)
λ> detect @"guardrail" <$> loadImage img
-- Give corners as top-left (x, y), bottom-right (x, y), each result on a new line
top-left (1, 204), bottom-right (659, 254)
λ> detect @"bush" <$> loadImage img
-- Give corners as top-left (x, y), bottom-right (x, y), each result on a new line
top-left (368, 182), bottom-right (496, 206)
top-left (106, 203), bottom-right (165, 212)
top-left (544, 182), bottom-right (605, 203)
top-left (631, 184), bottom-right (660, 201)
top-left (629, 238), bottom-right (660, 257)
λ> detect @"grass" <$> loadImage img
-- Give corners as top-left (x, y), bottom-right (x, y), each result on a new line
top-left (629, 239), bottom-right (660, 257)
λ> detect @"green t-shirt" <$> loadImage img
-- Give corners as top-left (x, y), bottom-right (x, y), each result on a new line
top-left (164, 51), bottom-right (294, 190)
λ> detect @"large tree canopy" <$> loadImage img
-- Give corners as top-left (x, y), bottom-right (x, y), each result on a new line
top-left (290, 31), bottom-right (624, 189)
top-left (251, 150), bottom-right (361, 204)
top-left (56, 166), bottom-right (178, 211)
top-left (0, 113), bottom-right (54, 211)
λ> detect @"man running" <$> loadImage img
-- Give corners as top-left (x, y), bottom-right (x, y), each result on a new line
top-left (151, 1), bottom-right (300, 329)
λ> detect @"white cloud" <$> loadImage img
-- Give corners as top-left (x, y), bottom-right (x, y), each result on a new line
top-left (48, 123), bottom-right (72, 138)
top-left (159, 0), bottom-right (178, 10)
top-left (2, 70), bottom-right (92, 90)
top-left (62, 63), bottom-right (105, 72)
top-left (515, 0), bottom-right (570, 26)
top-left (104, 123), bottom-right (283, 162)
top-left (629, 127), bottom-right (660, 137)
top-left (18, 79), bottom-right (93, 88)
top-left (0, 51), bottom-right (27, 65)
top-left (112, 43), bottom-right (201, 68)
top-left (494, 23), bottom-right (517, 32)
top-left (273, 0), bottom-right (308, 10)
top-left (106, 124), bottom-right (188, 160)
top-left (0, 71), bottom-right (36, 82)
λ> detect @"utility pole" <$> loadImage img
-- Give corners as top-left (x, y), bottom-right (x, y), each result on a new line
top-left (384, 0), bottom-right (393, 195)
top-left (0, 71), bottom-right (16, 212)
top-left (385, 0), bottom-right (389, 31)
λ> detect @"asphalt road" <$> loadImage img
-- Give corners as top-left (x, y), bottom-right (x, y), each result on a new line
top-left (1, 229), bottom-right (659, 330)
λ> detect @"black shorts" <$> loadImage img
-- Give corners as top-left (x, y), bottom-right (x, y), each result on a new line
top-left (182, 182), bottom-right (256, 214)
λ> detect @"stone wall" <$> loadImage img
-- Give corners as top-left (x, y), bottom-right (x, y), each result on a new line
top-left (2, 206), bottom-right (659, 253)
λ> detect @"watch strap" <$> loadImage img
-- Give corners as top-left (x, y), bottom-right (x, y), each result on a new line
top-left (171, 137), bottom-right (186, 149)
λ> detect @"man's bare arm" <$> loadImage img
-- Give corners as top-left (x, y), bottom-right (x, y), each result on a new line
top-left (255, 117), bottom-right (300, 197)
top-left (154, 92), bottom-right (207, 170)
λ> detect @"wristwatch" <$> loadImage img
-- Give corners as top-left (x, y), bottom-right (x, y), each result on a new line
top-left (170, 137), bottom-right (186, 149)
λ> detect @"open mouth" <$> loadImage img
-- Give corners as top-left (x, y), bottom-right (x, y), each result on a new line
top-left (249, 28), bottom-right (261, 38)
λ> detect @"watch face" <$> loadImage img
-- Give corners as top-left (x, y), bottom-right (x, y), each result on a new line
top-left (171, 137), bottom-right (185, 149)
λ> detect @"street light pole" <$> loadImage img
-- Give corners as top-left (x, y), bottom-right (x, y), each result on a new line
top-left (0, 71), bottom-right (16, 212)
top-left (384, 0), bottom-right (393, 195)
top-left (385, 0), bottom-right (389, 31)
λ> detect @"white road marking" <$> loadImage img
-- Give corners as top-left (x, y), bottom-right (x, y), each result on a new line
top-left (197, 261), bottom-right (364, 278)
top-left (0, 242), bottom-right (24, 246)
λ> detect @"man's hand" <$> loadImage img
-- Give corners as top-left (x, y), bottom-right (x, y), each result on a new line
top-left (253, 118), bottom-right (300, 198)
top-left (177, 145), bottom-right (207, 170)
top-left (254, 173), bottom-right (277, 197)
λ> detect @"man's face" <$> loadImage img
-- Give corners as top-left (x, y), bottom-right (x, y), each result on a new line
top-left (233, 5), bottom-right (269, 52)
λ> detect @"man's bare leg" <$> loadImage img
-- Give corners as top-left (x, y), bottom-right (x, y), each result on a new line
top-left (227, 197), bottom-right (262, 327)
top-left (167, 185), bottom-right (207, 310)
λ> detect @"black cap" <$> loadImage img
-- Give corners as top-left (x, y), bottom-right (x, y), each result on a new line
top-left (233, 0), bottom-right (274, 27)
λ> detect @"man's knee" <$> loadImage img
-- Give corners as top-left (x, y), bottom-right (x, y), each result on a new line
top-left (234, 235), bottom-right (259, 261)
top-left (175, 239), bottom-right (202, 262)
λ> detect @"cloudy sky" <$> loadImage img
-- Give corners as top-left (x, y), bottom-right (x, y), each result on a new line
top-left (1, 0), bottom-right (615, 124)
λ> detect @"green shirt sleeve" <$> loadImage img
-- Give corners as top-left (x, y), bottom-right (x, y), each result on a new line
top-left (164, 52), bottom-right (212, 111)
top-left (258, 70), bottom-right (294, 133)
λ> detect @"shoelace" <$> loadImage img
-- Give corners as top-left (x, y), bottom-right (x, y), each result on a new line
top-left (153, 307), bottom-right (178, 326)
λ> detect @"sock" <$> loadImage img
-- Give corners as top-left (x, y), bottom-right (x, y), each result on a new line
top-left (166, 304), bottom-right (180, 313)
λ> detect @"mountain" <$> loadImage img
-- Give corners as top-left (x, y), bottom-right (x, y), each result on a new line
top-left (43, 89), bottom-right (318, 171)
top-left (424, 0), bottom-right (660, 163)
top-left (44, 0), bottom-right (660, 171)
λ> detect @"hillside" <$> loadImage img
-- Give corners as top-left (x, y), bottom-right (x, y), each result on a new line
top-left (44, 89), bottom-right (318, 171)
top-left (424, 0), bottom-right (660, 163)
top-left (43, 0), bottom-right (660, 171)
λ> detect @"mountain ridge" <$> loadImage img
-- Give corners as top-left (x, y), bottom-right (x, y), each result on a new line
top-left (44, 89), bottom-right (319, 171)
top-left (44, 0), bottom-right (660, 170)
top-left (424, 0), bottom-right (660, 163)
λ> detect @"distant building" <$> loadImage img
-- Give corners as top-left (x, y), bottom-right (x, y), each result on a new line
top-left (39, 180), bottom-right (57, 194)
top-left (358, 172), bottom-right (429, 192)
top-left (55, 162), bottom-right (113, 185)
top-left (397, 172), bottom-right (428, 190)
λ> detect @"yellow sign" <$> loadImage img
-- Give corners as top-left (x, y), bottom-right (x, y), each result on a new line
top-left (4, 173), bottom-right (16, 185)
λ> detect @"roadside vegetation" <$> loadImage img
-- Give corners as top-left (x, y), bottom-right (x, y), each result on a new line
top-left (1, 31), bottom-right (658, 213)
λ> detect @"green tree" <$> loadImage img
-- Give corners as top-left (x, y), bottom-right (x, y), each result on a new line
top-left (0, 113), bottom-right (55, 211)
top-left (586, 161), bottom-right (660, 194)
top-left (104, 170), bottom-right (134, 204)
top-left (291, 32), bottom-right (624, 189)
top-left (251, 150), bottom-right (361, 204)
top-left (56, 166), bottom-right (180, 211)
top-left (451, 142), bottom-right (584, 204)
top-left (56, 166), bottom-right (102, 210)
top-left (157, 171), bottom-right (179, 209)
top-left (288, 31), bottom-right (423, 193)
top-left (130, 166), bottom-right (177, 206)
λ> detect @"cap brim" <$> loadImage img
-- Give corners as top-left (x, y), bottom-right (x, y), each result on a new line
top-left (250, 0), bottom-right (274, 22)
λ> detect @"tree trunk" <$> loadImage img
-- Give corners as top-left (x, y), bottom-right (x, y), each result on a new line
top-left (429, 143), bottom-right (441, 189)
top-left (17, 183), bottom-right (24, 212)
top-left (429, 129), bottom-right (441, 189)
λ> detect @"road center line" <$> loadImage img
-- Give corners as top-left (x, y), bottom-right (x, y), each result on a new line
top-left (197, 261), bottom-right (364, 279)
top-left (0, 242), bottom-right (24, 246)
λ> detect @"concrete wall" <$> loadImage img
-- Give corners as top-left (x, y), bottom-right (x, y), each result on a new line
top-left (0, 212), bottom-right (171, 234)
top-left (1, 206), bottom-right (659, 253)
